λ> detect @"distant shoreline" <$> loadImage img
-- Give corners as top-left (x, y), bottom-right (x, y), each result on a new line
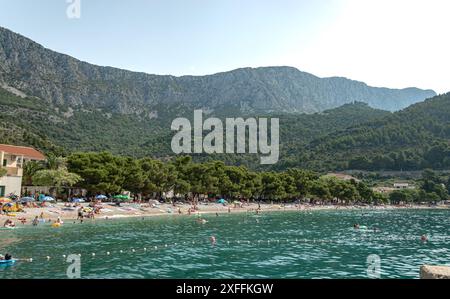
top-left (1, 202), bottom-right (448, 227)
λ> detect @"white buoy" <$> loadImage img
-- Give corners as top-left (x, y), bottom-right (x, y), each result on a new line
top-left (132, 249), bottom-right (135, 252)
top-left (62, 255), bottom-right (66, 258)
top-left (106, 252), bottom-right (110, 255)
top-left (92, 253), bottom-right (96, 256)
top-left (154, 246), bottom-right (157, 249)
top-left (29, 258), bottom-right (33, 262)
top-left (46, 256), bottom-right (51, 260)
top-left (165, 244), bottom-right (167, 247)
top-left (120, 250), bottom-right (123, 253)
top-left (144, 248), bottom-right (147, 251)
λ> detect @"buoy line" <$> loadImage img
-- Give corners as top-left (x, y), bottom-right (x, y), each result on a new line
top-left (9, 238), bottom-right (335, 262)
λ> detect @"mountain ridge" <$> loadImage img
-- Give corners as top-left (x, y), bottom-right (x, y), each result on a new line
top-left (0, 26), bottom-right (436, 115)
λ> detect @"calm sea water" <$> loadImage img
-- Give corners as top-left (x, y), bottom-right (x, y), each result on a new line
top-left (0, 209), bottom-right (449, 279)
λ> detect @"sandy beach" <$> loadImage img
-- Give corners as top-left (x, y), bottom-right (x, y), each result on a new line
top-left (1, 201), bottom-right (447, 227)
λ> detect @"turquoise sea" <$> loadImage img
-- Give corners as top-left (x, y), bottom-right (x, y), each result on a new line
top-left (0, 209), bottom-right (449, 279)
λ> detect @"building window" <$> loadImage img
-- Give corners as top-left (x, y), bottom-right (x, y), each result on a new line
top-left (2, 159), bottom-right (6, 167)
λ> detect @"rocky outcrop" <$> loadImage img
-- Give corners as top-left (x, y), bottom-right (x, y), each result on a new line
top-left (420, 265), bottom-right (450, 279)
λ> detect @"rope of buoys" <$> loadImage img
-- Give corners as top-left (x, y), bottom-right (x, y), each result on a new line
top-left (9, 237), bottom-right (344, 263)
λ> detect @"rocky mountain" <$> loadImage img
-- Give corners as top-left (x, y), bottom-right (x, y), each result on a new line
top-left (0, 26), bottom-right (436, 115)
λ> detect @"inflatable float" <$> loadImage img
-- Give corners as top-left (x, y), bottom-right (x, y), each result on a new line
top-left (51, 223), bottom-right (61, 228)
top-left (0, 259), bottom-right (16, 265)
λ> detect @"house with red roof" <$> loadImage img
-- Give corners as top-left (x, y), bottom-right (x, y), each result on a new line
top-left (0, 144), bottom-right (46, 197)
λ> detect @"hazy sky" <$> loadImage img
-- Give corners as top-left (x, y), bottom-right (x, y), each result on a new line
top-left (0, 0), bottom-right (448, 93)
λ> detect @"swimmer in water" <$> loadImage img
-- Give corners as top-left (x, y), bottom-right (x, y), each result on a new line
top-left (210, 236), bottom-right (216, 246)
top-left (421, 235), bottom-right (428, 242)
top-left (196, 218), bottom-right (208, 224)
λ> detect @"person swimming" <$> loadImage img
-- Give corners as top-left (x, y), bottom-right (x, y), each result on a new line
top-left (32, 216), bottom-right (39, 226)
top-left (3, 219), bottom-right (15, 228)
top-left (0, 253), bottom-right (12, 261)
top-left (210, 236), bottom-right (216, 246)
top-left (196, 218), bottom-right (208, 224)
top-left (421, 235), bottom-right (428, 242)
top-left (353, 224), bottom-right (360, 229)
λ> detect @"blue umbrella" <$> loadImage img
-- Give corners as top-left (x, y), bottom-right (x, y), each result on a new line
top-left (72, 198), bottom-right (85, 203)
top-left (19, 197), bottom-right (35, 203)
top-left (40, 196), bottom-right (55, 202)
top-left (96, 195), bottom-right (108, 200)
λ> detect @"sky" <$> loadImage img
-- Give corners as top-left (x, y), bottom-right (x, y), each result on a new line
top-left (0, 0), bottom-right (448, 93)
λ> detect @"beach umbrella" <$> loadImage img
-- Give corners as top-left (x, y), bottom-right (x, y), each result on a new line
top-left (113, 195), bottom-right (130, 200)
top-left (217, 199), bottom-right (227, 204)
top-left (40, 196), bottom-right (55, 202)
top-left (0, 197), bottom-right (12, 203)
top-left (96, 195), bottom-right (108, 200)
top-left (19, 197), bottom-right (35, 203)
top-left (72, 198), bottom-right (85, 203)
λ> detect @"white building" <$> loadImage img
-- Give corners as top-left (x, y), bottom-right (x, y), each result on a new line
top-left (393, 183), bottom-right (414, 189)
top-left (0, 144), bottom-right (46, 197)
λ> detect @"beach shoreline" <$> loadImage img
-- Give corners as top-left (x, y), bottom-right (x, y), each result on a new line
top-left (1, 201), bottom-right (448, 227)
